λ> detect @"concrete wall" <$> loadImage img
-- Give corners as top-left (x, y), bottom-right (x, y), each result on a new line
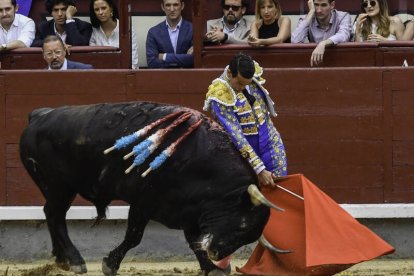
top-left (0, 219), bottom-right (413, 262)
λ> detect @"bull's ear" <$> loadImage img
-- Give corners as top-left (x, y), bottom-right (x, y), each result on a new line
top-left (247, 185), bottom-right (284, 212)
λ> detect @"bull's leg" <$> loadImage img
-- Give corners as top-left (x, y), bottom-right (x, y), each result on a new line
top-left (183, 230), bottom-right (224, 275)
top-left (23, 158), bottom-right (86, 273)
top-left (43, 194), bottom-right (87, 274)
top-left (102, 206), bottom-right (149, 276)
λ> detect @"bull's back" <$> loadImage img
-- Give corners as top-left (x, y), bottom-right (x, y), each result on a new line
top-left (19, 102), bottom-right (248, 179)
top-left (21, 102), bottom-right (186, 162)
top-left (19, 101), bottom-right (258, 228)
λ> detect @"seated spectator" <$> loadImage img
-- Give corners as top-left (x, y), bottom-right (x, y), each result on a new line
top-left (31, 0), bottom-right (92, 47)
top-left (43, 35), bottom-right (93, 70)
top-left (0, 0), bottom-right (35, 52)
top-left (204, 0), bottom-right (252, 45)
top-left (146, 0), bottom-right (193, 68)
top-left (402, 18), bottom-right (414, 40)
top-left (89, 0), bottom-right (138, 69)
top-left (291, 0), bottom-right (351, 67)
top-left (353, 0), bottom-right (404, 42)
top-left (247, 0), bottom-right (290, 47)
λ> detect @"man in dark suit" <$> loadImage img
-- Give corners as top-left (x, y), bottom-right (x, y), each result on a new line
top-left (31, 0), bottom-right (92, 47)
top-left (43, 35), bottom-right (93, 70)
top-left (146, 0), bottom-right (193, 68)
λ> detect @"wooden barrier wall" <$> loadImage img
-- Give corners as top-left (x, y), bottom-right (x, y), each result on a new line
top-left (1, 68), bottom-right (413, 206)
top-left (201, 42), bottom-right (414, 68)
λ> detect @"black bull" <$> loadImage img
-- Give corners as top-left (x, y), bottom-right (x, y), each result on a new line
top-left (19, 102), bottom-right (272, 275)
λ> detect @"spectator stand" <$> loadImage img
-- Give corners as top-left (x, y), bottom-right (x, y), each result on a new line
top-left (2, 0), bottom-right (414, 69)
top-left (0, 0), bottom-right (125, 69)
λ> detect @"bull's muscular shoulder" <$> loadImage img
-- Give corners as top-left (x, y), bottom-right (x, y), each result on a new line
top-left (205, 78), bottom-right (237, 108)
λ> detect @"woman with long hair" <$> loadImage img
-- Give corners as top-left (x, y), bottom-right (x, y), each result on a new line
top-left (89, 0), bottom-right (139, 68)
top-left (353, 0), bottom-right (404, 42)
top-left (248, 0), bottom-right (291, 47)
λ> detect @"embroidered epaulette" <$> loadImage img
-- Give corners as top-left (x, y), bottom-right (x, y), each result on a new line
top-left (204, 79), bottom-right (236, 111)
top-left (253, 61), bottom-right (266, 85)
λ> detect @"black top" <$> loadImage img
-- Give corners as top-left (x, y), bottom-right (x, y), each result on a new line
top-left (31, 18), bottom-right (92, 47)
top-left (258, 19), bottom-right (291, 43)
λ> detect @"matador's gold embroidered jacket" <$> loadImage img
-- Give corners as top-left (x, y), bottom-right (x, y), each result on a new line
top-left (203, 63), bottom-right (287, 176)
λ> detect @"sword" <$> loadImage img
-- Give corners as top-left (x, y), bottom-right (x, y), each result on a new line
top-left (276, 184), bottom-right (304, 201)
top-left (272, 175), bottom-right (305, 201)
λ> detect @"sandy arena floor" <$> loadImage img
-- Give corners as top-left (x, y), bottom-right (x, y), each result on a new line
top-left (0, 259), bottom-right (413, 276)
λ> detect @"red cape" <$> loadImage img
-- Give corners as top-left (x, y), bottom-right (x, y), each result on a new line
top-left (238, 174), bottom-right (394, 275)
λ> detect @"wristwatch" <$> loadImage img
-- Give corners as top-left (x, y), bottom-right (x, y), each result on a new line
top-left (0, 44), bottom-right (7, 51)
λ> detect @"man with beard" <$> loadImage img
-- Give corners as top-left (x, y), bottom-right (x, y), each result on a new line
top-left (146, 0), bottom-right (193, 68)
top-left (31, 0), bottom-right (92, 47)
top-left (204, 0), bottom-right (252, 44)
top-left (0, 0), bottom-right (35, 52)
top-left (291, 0), bottom-right (351, 67)
top-left (42, 35), bottom-right (93, 70)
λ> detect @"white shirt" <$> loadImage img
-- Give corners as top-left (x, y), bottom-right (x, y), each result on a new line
top-left (166, 17), bottom-right (182, 53)
top-left (89, 19), bottom-right (139, 69)
top-left (0, 13), bottom-right (35, 47)
top-left (54, 23), bottom-right (67, 43)
top-left (221, 17), bottom-right (241, 39)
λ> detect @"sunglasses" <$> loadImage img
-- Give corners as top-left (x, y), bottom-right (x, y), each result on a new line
top-left (362, 0), bottom-right (376, 8)
top-left (223, 4), bottom-right (242, 11)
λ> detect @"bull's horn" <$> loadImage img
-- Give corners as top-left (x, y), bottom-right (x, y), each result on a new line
top-left (248, 184), bottom-right (284, 212)
top-left (259, 235), bottom-right (292, 254)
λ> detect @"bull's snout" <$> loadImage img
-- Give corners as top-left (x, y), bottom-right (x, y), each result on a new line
top-left (193, 233), bottom-right (213, 251)
top-left (194, 234), bottom-right (229, 261)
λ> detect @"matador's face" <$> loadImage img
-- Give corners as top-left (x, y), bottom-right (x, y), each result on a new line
top-left (227, 69), bottom-right (252, 92)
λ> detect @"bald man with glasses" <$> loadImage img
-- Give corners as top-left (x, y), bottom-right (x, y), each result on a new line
top-left (204, 0), bottom-right (252, 44)
top-left (42, 35), bottom-right (93, 70)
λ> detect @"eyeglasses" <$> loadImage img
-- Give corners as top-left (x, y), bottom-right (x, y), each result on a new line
top-left (44, 50), bottom-right (64, 59)
top-left (362, 0), bottom-right (376, 8)
top-left (223, 4), bottom-right (242, 11)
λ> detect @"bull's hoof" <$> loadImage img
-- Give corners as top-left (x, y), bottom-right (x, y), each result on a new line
top-left (55, 261), bottom-right (70, 271)
top-left (207, 265), bottom-right (231, 276)
top-left (102, 257), bottom-right (118, 276)
top-left (223, 264), bottom-right (231, 275)
top-left (71, 263), bottom-right (87, 274)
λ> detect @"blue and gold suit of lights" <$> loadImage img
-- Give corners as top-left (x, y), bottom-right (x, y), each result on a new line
top-left (204, 62), bottom-right (287, 177)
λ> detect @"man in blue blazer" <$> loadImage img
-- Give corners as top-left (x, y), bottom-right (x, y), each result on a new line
top-left (43, 35), bottom-right (93, 70)
top-left (146, 0), bottom-right (193, 68)
top-left (31, 0), bottom-right (92, 47)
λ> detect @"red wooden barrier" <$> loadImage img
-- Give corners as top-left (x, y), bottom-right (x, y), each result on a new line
top-left (1, 68), bottom-right (413, 206)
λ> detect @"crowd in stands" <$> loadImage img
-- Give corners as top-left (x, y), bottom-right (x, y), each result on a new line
top-left (1, 0), bottom-right (414, 69)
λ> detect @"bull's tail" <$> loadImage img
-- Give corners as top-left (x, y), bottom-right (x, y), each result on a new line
top-left (28, 107), bottom-right (54, 123)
